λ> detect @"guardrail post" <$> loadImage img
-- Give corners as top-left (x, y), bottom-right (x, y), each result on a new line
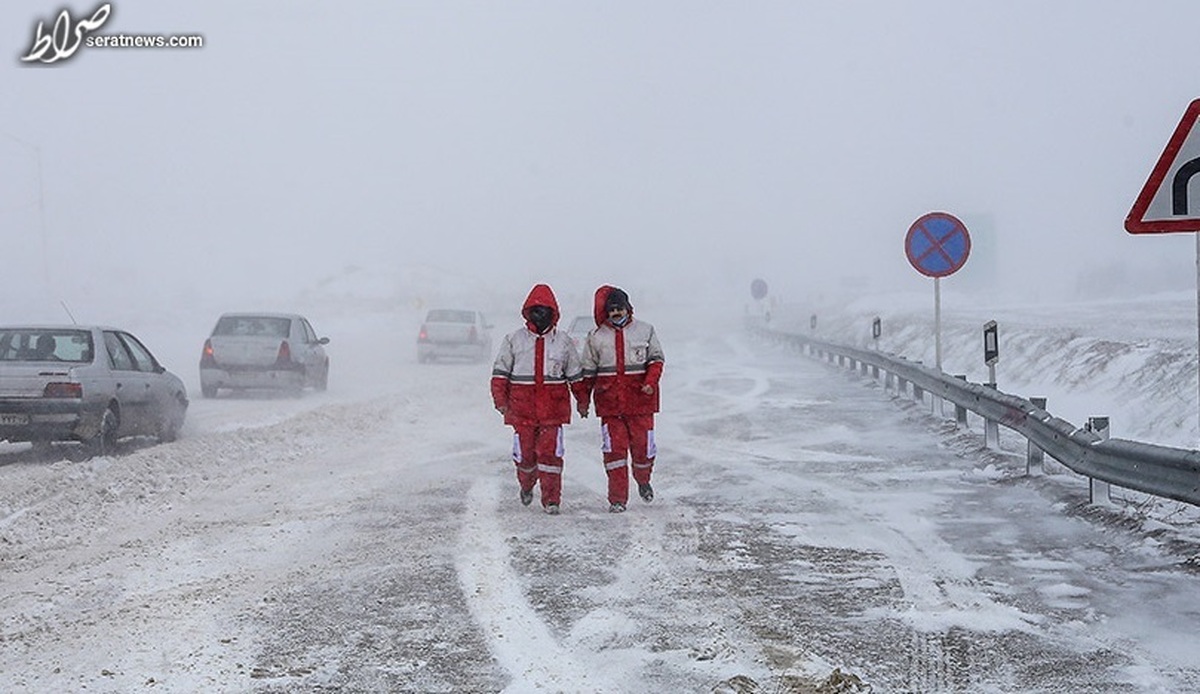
top-left (983, 382), bottom-right (1000, 448)
top-left (884, 371), bottom-right (894, 391)
top-left (1026, 397), bottom-right (1047, 475)
top-left (896, 377), bottom-right (907, 397)
top-left (1087, 416), bottom-right (1113, 505)
top-left (953, 376), bottom-right (968, 426)
top-left (870, 364), bottom-right (879, 379)
top-left (912, 383), bottom-right (924, 404)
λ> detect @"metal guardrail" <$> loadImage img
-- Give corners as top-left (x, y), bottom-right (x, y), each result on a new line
top-left (749, 320), bottom-right (1200, 507)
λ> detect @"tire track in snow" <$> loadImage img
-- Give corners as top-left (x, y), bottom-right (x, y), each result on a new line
top-left (456, 474), bottom-right (621, 693)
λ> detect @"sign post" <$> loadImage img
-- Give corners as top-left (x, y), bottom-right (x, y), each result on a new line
top-left (1126, 98), bottom-right (1200, 442)
top-left (983, 320), bottom-right (999, 385)
top-left (749, 278), bottom-right (770, 323)
top-left (981, 320), bottom-right (1000, 447)
top-left (905, 212), bottom-right (972, 372)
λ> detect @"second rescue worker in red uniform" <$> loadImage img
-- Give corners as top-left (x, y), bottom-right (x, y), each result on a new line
top-left (578, 286), bottom-right (665, 513)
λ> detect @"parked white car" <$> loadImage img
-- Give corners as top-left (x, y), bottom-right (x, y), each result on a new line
top-left (565, 314), bottom-right (593, 350)
top-left (199, 313), bottom-right (330, 398)
top-left (417, 309), bottom-right (493, 363)
top-left (0, 325), bottom-right (188, 456)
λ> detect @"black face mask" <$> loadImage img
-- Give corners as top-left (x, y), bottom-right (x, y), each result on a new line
top-left (528, 305), bottom-right (553, 334)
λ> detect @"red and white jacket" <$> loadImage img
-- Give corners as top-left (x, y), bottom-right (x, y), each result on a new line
top-left (490, 284), bottom-right (587, 426)
top-left (580, 285), bottom-right (665, 417)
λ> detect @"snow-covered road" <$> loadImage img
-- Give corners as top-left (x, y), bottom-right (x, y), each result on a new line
top-left (2, 306), bottom-right (1199, 692)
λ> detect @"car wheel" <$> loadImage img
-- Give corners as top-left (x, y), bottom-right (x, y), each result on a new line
top-left (86, 406), bottom-right (119, 458)
top-left (315, 362), bottom-right (329, 391)
top-left (158, 396), bottom-right (185, 443)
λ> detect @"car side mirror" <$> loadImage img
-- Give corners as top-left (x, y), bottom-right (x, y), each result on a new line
top-left (318, 337), bottom-right (330, 345)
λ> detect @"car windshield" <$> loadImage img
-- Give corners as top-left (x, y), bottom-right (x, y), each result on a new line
top-left (426, 310), bottom-right (475, 323)
top-left (0, 329), bottom-right (94, 363)
top-left (212, 316), bottom-right (291, 337)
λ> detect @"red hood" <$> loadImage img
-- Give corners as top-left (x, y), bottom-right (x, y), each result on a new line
top-left (593, 285), bottom-right (634, 327)
top-left (522, 283), bottom-right (561, 330)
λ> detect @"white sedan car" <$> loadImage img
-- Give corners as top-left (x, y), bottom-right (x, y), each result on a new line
top-left (0, 325), bottom-right (189, 456)
top-left (416, 309), bottom-right (493, 363)
top-left (565, 314), bottom-right (593, 350)
top-left (199, 312), bottom-right (330, 398)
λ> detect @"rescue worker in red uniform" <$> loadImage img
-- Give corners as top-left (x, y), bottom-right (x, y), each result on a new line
top-left (491, 283), bottom-right (588, 515)
top-left (578, 286), bottom-right (665, 513)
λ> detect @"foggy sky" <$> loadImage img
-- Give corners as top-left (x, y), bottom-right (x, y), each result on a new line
top-left (4, 1), bottom-right (1200, 324)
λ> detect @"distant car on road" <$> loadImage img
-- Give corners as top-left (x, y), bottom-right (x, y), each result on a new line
top-left (199, 313), bottom-right (330, 398)
top-left (0, 325), bottom-right (189, 456)
top-left (417, 309), bottom-right (493, 363)
top-left (565, 314), bottom-right (593, 349)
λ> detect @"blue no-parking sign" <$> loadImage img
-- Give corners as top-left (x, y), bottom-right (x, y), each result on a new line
top-left (905, 212), bottom-right (971, 278)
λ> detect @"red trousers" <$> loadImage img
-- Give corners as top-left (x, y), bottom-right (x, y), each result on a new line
top-left (600, 414), bottom-right (656, 505)
top-left (512, 425), bottom-right (564, 507)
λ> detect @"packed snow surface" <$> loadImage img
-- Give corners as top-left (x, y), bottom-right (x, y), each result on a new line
top-left (2, 288), bottom-right (1199, 693)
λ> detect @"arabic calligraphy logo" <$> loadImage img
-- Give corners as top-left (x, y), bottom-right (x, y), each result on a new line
top-left (21, 3), bottom-right (112, 64)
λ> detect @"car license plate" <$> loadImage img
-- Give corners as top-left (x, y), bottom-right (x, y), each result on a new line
top-left (0, 413), bottom-right (29, 425)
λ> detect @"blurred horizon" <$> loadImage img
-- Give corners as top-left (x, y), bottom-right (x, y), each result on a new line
top-left (4, 1), bottom-right (1200, 327)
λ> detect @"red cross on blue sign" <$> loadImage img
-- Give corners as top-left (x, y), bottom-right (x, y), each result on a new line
top-left (905, 212), bottom-right (971, 278)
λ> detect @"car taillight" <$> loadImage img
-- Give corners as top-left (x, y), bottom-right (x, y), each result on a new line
top-left (44, 382), bottom-right (82, 398)
top-left (417, 325), bottom-right (428, 342)
top-left (200, 339), bottom-right (216, 366)
top-left (275, 340), bottom-right (292, 365)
